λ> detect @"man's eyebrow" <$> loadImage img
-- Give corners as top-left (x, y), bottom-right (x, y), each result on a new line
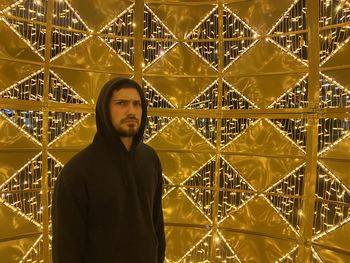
top-left (111, 99), bottom-right (141, 102)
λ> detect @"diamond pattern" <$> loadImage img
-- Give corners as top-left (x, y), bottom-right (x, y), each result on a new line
top-left (313, 163), bottom-right (350, 237)
top-left (186, 7), bottom-right (218, 69)
top-left (98, 4), bottom-right (134, 66)
top-left (266, 164), bottom-right (305, 231)
top-left (143, 4), bottom-right (176, 66)
top-left (223, 7), bottom-right (259, 69)
top-left (269, 0), bottom-right (308, 63)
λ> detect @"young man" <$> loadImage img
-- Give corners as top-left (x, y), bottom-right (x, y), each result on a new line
top-left (52, 78), bottom-right (165, 263)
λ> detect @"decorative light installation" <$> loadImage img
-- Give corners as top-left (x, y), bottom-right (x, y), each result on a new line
top-left (319, 0), bottom-right (350, 63)
top-left (98, 4), bottom-right (134, 67)
top-left (313, 163), bottom-right (350, 237)
top-left (223, 7), bottom-right (259, 69)
top-left (186, 7), bottom-right (218, 69)
top-left (218, 157), bottom-right (256, 221)
top-left (319, 73), bottom-right (350, 108)
top-left (143, 4), bottom-right (176, 67)
top-left (269, 0), bottom-right (308, 63)
top-left (318, 118), bottom-right (350, 151)
top-left (266, 164), bottom-right (305, 231)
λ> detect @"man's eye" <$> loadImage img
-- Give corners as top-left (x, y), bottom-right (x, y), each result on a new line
top-left (116, 101), bottom-right (127, 106)
top-left (133, 101), bottom-right (141, 107)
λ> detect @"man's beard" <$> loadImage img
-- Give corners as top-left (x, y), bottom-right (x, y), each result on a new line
top-left (116, 118), bottom-right (140, 137)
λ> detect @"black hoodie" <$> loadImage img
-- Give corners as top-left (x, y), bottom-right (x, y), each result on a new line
top-left (52, 78), bottom-right (165, 263)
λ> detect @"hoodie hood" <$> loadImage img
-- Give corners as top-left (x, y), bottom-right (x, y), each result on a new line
top-left (94, 77), bottom-right (147, 152)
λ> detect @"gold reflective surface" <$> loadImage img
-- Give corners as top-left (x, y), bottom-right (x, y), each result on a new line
top-left (0, 0), bottom-right (350, 262)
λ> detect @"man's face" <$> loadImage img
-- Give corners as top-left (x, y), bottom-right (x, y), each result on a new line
top-left (109, 87), bottom-right (142, 137)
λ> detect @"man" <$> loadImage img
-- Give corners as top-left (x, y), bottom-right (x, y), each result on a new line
top-left (52, 78), bottom-right (165, 263)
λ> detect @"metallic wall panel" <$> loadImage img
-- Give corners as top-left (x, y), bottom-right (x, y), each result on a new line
top-left (226, 0), bottom-right (296, 34)
top-left (144, 43), bottom-right (217, 108)
top-left (51, 68), bottom-right (130, 104)
top-left (220, 196), bottom-right (297, 238)
top-left (0, 117), bottom-right (41, 184)
top-left (315, 221), bottom-right (350, 255)
top-left (220, 229), bottom-right (297, 262)
top-left (0, 236), bottom-right (40, 263)
top-left (314, 246), bottom-right (350, 263)
top-left (49, 114), bottom-right (96, 165)
top-left (320, 134), bottom-right (350, 187)
top-left (0, 60), bottom-right (41, 93)
top-left (146, 3), bottom-right (215, 39)
top-left (222, 119), bottom-right (305, 190)
top-left (51, 37), bottom-right (133, 74)
top-left (224, 40), bottom-right (307, 108)
top-left (67, 0), bottom-right (133, 31)
top-left (165, 226), bottom-right (208, 262)
top-left (0, 21), bottom-right (42, 62)
top-left (322, 41), bottom-right (350, 68)
top-left (163, 189), bottom-right (209, 225)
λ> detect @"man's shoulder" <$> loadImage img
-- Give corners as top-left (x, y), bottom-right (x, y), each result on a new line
top-left (138, 142), bottom-right (158, 156)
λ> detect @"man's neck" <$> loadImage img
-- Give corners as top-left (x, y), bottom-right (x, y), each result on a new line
top-left (120, 137), bottom-right (133, 151)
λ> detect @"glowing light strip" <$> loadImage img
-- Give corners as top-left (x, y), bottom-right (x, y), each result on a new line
top-left (97, 36), bottom-right (134, 70)
top-left (60, 0), bottom-right (92, 33)
top-left (49, 69), bottom-right (88, 104)
top-left (222, 78), bottom-right (260, 109)
top-left (144, 116), bottom-right (177, 144)
top-left (320, 29), bottom-right (350, 66)
top-left (47, 112), bottom-right (91, 146)
top-left (267, 0), bottom-right (302, 35)
top-left (265, 118), bottom-right (307, 154)
top-left (180, 186), bottom-right (213, 223)
top-left (267, 73), bottom-right (309, 109)
top-left (143, 42), bottom-right (178, 71)
top-left (162, 173), bottom-right (176, 199)
top-left (181, 156), bottom-right (216, 186)
top-left (50, 34), bottom-right (93, 62)
top-left (20, 234), bottom-right (43, 263)
top-left (0, 16), bottom-right (45, 60)
top-left (265, 162), bottom-right (305, 193)
top-left (0, 151), bottom-right (42, 190)
top-left (262, 194), bottom-right (300, 236)
top-left (184, 79), bottom-right (218, 109)
top-left (0, 68), bottom-right (44, 98)
top-left (311, 246), bottom-right (324, 263)
top-left (217, 229), bottom-right (242, 262)
top-left (267, 37), bottom-right (308, 67)
top-left (277, 244), bottom-right (299, 262)
top-left (182, 117), bottom-right (217, 150)
top-left (98, 4), bottom-right (134, 33)
top-left (1, 0), bottom-right (24, 13)
top-left (222, 6), bottom-right (260, 71)
top-left (185, 5), bottom-right (218, 39)
top-left (143, 78), bottom-right (174, 105)
top-left (0, 111), bottom-right (42, 146)
top-left (320, 71), bottom-right (350, 99)
top-left (177, 230), bottom-right (212, 262)
top-left (312, 160), bottom-right (350, 241)
top-left (220, 118), bottom-right (261, 152)
top-left (182, 41), bottom-right (218, 72)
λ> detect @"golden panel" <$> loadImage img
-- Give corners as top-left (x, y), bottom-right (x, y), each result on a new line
top-left (163, 188), bottom-right (209, 225)
top-left (0, 60), bottom-right (41, 93)
top-left (49, 114), bottom-right (95, 165)
top-left (148, 118), bottom-right (213, 183)
top-left (51, 37), bottom-right (132, 74)
top-left (0, 0), bottom-right (16, 10)
top-left (222, 119), bottom-right (305, 191)
top-left (0, 116), bottom-right (40, 185)
top-left (220, 196), bottom-right (297, 238)
top-left (51, 68), bottom-right (129, 104)
top-left (0, 203), bottom-right (40, 241)
top-left (67, 0), bottom-right (133, 31)
top-left (225, 0), bottom-right (296, 34)
top-left (146, 3), bottom-right (215, 39)
top-left (0, 236), bottom-right (40, 263)
top-left (165, 226), bottom-right (208, 262)
top-left (0, 21), bottom-right (42, 62)
top-left (322, 40), bottom-right (350, 68)
top-left (314, 246), bottom-right (350, 263)
top-left (315, 221), bottom-right (350, 255)
top-left (320, 134), bottom-right (350, 188)
top-left (224, 40), bottom-right (306, 109)
top-left (144, 43), bottom-right (217, 108)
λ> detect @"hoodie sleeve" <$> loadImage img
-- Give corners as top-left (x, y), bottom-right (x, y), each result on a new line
top-left (154, 156), bottom-right (166, 263)
top-left (52, 167), bottom-right (87, 263)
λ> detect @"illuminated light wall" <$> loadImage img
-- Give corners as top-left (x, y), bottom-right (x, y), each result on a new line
top-left (0, 0), bottom-right (350, 262)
